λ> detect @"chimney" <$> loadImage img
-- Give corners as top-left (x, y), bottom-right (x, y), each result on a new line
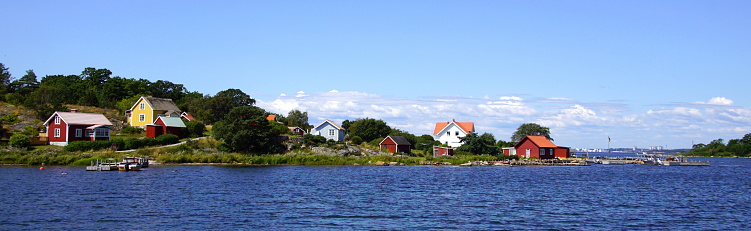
top-left (70, 109), bottom-right (78, 113)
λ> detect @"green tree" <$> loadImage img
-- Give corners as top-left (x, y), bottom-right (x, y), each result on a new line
top-left (212, 106), bottom-right (282, 154)
top-left (183, 120), bottom-right (206, 138)
top-left (203, 88), bottom-right (255, 124)
top-left (456, 133), bottom-right (497, 155)
top-left (285, 110), bottom-right (311, 130)
top-left (0, 63), bottom-right (12, 95)
top-left (10, 69), bottom-right (40, 95)
top-left (415, 134), bottom-right (440, 153)
top-left (511, 123), bottom-right (553, 142)
top-left (347, 118), bottom-right (391, 142)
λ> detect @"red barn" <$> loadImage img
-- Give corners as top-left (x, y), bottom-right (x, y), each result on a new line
top-left (433, 146), bottom-right (455, 158)
top-left (43, 111), bottom-right (113, 146)
top-left (380, 136), bottom-right (412, 154)
top-left (146, 116), bottom-right (186, 138)
top-left (511, 135), bottom-right (568, 159)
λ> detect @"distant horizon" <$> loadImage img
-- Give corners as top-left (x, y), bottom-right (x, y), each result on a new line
top-left (4, 1), bottom-right (750, 149)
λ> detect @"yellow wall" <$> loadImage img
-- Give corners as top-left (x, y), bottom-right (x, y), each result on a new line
top-left (129, 98), bottom-right (154, 127)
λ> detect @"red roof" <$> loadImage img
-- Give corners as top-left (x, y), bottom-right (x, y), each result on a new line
top-left (266, 115), bottom-right (277, 121)
top-left (517, 135), bottom-right (557, 148)
top-left (181, 112), bottom-right (196, 121)
top-left (433, 120), bottom-right (475, 135)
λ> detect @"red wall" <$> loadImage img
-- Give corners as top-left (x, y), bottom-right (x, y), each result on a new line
top-left (516, 140), bottom-right (555, 159)
top-left (554, 147), bottom-right (570, 158)
top-left (47, 120), bottom-right (68, 143)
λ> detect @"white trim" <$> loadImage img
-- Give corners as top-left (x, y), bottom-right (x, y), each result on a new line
top-left (75, 129), bottom-right (82, 137)
top-left (54, 128), bottom-right (61, 137)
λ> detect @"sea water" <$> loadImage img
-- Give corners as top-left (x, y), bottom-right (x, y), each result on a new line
top-left (1, 157), bottom-right (749, 230)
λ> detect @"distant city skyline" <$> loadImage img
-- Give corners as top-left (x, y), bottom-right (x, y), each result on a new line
top-left (3, 1), bottom-right (750, 148)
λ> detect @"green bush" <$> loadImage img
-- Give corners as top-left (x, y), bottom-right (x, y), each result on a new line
top-left (63, 140), bottom-right (114, 152)
top-left (349, 136), bottom-right (363, 145)
top-left (121, 126), bottom-right (144, 135)
top-left (9, 134), bottom-right (31, 148)
top-left (1, 114), bottom-right (20, 124)
top-left (156, 134), bottom-right (179, 145)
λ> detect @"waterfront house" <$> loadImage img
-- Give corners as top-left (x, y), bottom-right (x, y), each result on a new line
top-left (379, 136), bottom-right (412, 154)
top-left (506, 135), bottom-right (570, 159)
top-left (146, 116), bottom-right (186, 138)
top-left (43, 110), bottom-right (113, 146)
top-left (433, 146), bottom-right (455, 158)
top-left (126, 96), bottom-right (182, 128)
top-left (311, 120), bottom-right (345, 142)
top-left (433, 120), bottom-right (475, 147)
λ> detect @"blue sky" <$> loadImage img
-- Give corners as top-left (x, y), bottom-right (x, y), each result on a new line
top-left (3, 1), bottom-right (751, 149)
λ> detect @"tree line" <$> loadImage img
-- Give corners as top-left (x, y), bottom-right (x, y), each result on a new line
top-left (684, 133), bottom-right (751, 157)
top-left (0, 63), bottom-right (554, 155)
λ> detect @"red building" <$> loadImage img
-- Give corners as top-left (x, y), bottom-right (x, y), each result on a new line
top-left (507, 135), bottom-right (570, 159)
top-left (433, 146), bottom-right (455, 158)
top-left (146, 116), bottom-right (186, 138)
top-left (43, 110), bottom-right (113, 146)
top-left (380, 136), bottom-right (412, 154)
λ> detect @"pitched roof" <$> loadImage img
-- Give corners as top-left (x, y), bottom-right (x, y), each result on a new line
top-left (156, 116), bottom-right (186, 128)
top-left (130, 96), bottom-right (181, 112)
top-left (43, 112), bottom-right (113, 126)
top-left (314, 120), bottom-right (345, 130)
top-left (384, 136), bottom-right (411, 145)
top-left (180, 112), bottom-right (196, 121)
top-left (433, 120), bottom-right (475, 135)
top-left (517, 135), bottom-right (557, 148)
top-left (266, 115), bottom-right (277, 121)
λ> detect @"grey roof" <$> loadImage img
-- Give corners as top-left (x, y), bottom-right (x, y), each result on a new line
top-left (156, 116), bottom-right (187, 128)
top-left (44, 112), bottom-right (113, 126)
top-left (144, 97), bottom-right (182, 112)
top-left (387, 136), bottom-right (411, 145)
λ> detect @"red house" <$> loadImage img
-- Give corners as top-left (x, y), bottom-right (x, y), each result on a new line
top-left (146, 116), bottom-right (186, 138)
top-left (43, 111), bottom-right (113, 146)
top-left (507, 135), bottom-right (570, 159)
top-left (379, 136), bottom-right (412, 154)
top-left (433, 146), bottom-right (455, 158)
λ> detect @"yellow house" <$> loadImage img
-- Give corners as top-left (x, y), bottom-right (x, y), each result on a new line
top-left (126, 96), bottom-right (182, 128)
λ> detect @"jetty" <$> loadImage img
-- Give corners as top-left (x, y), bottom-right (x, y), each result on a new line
top-left (86, 159), bottom-right (119, 171)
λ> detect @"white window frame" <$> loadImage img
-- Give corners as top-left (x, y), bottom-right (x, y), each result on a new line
top-left (54, 116), bottom-right (60, 125)
top-left (329, 129), bottom-right (335, 136)
top-left (140, 103), bottom-right (145, 110)
top-left (139, 114), bottom-right (146, 122)
top-left (75, 129), bottom-right (82, 137)
top-left (54, 128), bottom-right (61, 137)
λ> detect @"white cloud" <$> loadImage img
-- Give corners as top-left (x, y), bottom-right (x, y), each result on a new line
top-left (696, 97), bottom-right (734, 105)
top-left (257, 92), bottom-right (750, 149)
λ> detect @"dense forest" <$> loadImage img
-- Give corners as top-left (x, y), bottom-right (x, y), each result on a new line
top-left (683, 133), bottom-right (751, 157)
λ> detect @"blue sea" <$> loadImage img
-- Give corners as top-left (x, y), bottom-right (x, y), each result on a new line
top-left (1, 156), bottom-right (749, 230)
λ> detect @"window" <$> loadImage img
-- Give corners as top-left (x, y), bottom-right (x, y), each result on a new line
top-left (455, 131), bottom-right (459, 136)
top-left (75, 129), bottom-right (82, 137)
top-left (139, 114), bottom-right (146, 122)
top-left (329, 129), bottom-right (335, 136)
top-left (96, 128), bottom-right (109, 137)
top-left (447, 131), bottom-right (451, 136)
top-left (54, 116), bottom-right (60, 124)
top-left (54, 128), bottom-right (61, 137)
top-left (140, 103), bottom-right (145, 110)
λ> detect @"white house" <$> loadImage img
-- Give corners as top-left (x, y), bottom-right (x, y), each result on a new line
top-left (311, 120), bottom-right (346, 142)
top-left (433, 120), bottom-right (475, 148)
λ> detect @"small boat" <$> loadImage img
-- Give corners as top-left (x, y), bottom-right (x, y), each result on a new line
top-left (118, 157), bottom-right (148, 171)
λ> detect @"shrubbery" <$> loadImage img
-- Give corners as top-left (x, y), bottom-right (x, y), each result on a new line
top-left (121, 126), bottom-right (144, 135)
top-left (63, 134), bottom-right (181, 152)
top-left (9, 134), bottom-right (31, 149)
